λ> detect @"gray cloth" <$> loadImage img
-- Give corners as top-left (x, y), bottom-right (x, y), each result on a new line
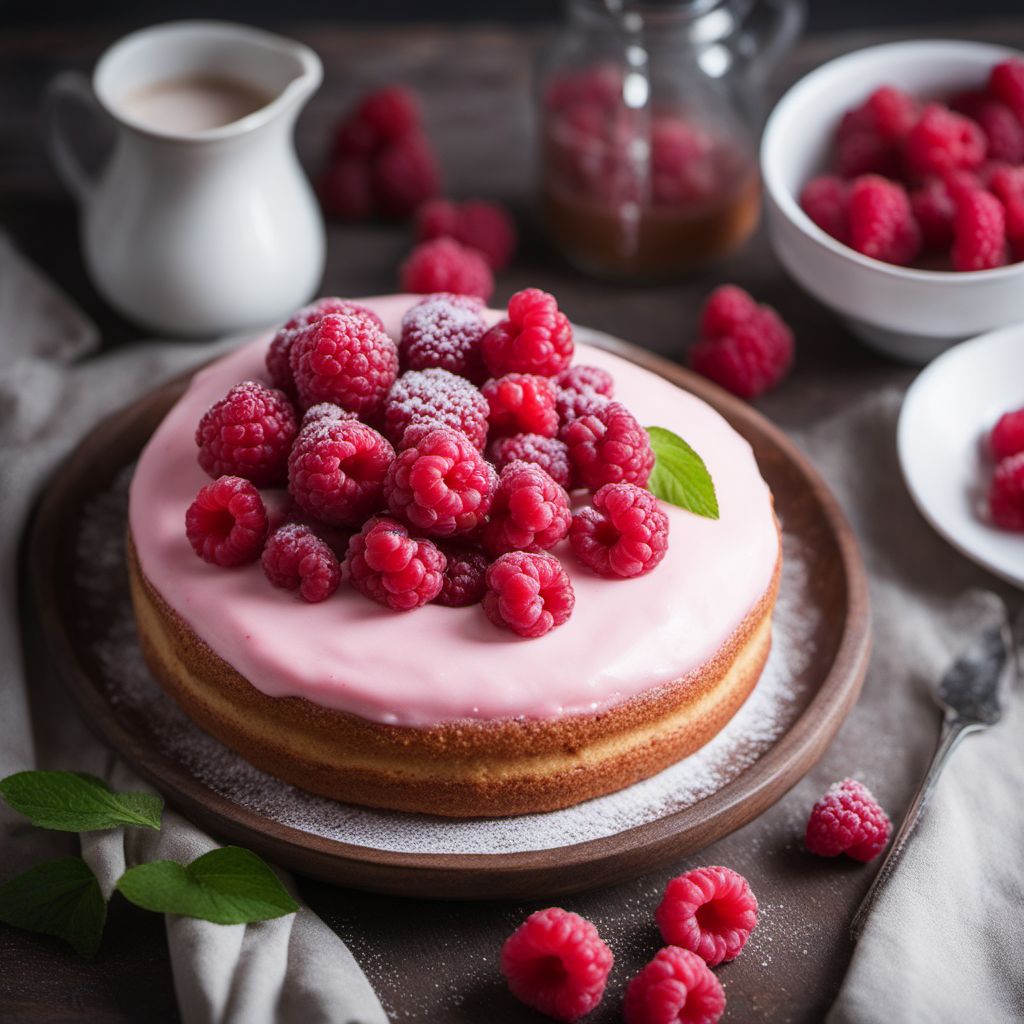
top-left (0, 234), bottom-right (388, 1024)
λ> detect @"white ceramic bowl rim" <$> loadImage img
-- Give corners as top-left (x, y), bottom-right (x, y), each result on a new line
top-left (761, 38), bottom-right (1024, 285)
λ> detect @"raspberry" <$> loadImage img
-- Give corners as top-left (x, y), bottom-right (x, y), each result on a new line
top-left (261, 523), bottom-right (341, 603)
top-left (488, 433), bottom-right (571, 488)
top-left (481, 461), bottom-right (572, 556)
top-left (195, 381), bottom-right (297, 487)
top-left (990, 406), bottom-right (1024, 460)
top-left (501, 908), bottom-right (612, 1022)
top-left (846, 174), bottom-right (921, 265)
top-left (655, 866), bottom-right (758, 967)
top-left (384, 426), bottom-right (495, 536)
top-left (988, 59), bottom-right (1024, 118)
top-left (185, 476), bottom-right (268, 568)
top-left (383, 368), bottom-right (489, 450)
top-left (318, 157), bottom-right (373, 220)
top-left (836, 129), bottom-right (903, 180)
top-left (434, 542), bottom-right (489, 607)
top-left (482, 373), bottom-right (559, 438)
top-left (989, 453), bottom-right (1024, 531)
top-left (346, 516), bottom-right (445, 611)
top-left (834, 86), bottom-right (917, 180)
top-left (623, 947), bottom-right (726, 1024)
top-left (302, 402), bottom-right (359, 427)
top-left (482, 288), bottom-right (574, 378)
top-left (555, 364), bottom-right (615, 399)
top-left (289, 313), bottom-right (399, 417)
top-left (971, 100), bottom-right (1024, 163)
top-left (399, 292), bottom-right (488, 382)
top-left (846, 85), bottom-right (919, 141)
top-left (372, 134), bottom-right (441, 219)
top-left (570, 483), bottom-right (669, 578)
top-left (698, 283), bottom-right (758, 338)
top-left (952, 189), bottom-right (1007, 271)
top-left (910, 172), bottom-right (978, 249)
top-left (416, 198), bottom-right (518, 270)
top-left (904, 104), bottom-right (987, 179)
top-left (805, 778), bottom-right (892, 861)
top-left (354, 85), bottom-right (421, 145)
top-left (399, 238), bottom-right (494, 301)
top-left (561, 401), bottom-right (654, 490)
top-left (332, 116), bottom-right (377, 159)
top-left (799, 175), bottom-right (849, 242)
top-left (556, 388), bottom-right (610, 426)
top-left (415, 198), bottom-right (459, 239)
top-left (987, 164), bottom-right (1024, 255)
top-left (485, 551), bottom-right (574, 638)
top-left (288, 419), bottom-right (395, 528)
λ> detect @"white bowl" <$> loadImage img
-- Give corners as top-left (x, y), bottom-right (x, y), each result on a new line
top-left (761, 40), bottom-right (1024, 364)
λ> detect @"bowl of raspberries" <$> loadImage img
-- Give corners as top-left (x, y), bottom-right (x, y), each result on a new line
top-left (761, 40), bottom-right (1024, 363)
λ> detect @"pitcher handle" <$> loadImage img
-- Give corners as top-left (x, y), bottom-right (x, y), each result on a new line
top-left (45, 71), bottom-right (104, 204)
top-left (742, 0), bottom-right (806, 82)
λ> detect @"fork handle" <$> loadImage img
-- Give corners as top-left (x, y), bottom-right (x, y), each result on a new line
top-left (849, 717), bottom-right (979, 941)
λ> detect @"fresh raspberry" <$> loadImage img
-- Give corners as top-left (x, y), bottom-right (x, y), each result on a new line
top-left (555, 364), bottom-right (615, 399)
top-left (799, 175), bottom-right (849, 242)
top-left (844, 85), bottom-right (919, 141)
top-left (484, 551), bottom-right (575, 638)
top-left (416, 198), bottom-right (518, 270)
top-left (570, 483), bottom-right (669, 578)
top-left (990, 406), bottom-right (1024, 460)
top-left (289, 313), bottom-right (399, 417)
top-left (318, 157), bottom-right (373, 220)
top-left (261, 523), bottom-right (341, 603)
top-left (805, 778), bottom-right (892, 861)
top-left (383, 368), bottom-right (489, 450)
top-left (952, 189), bottom-right (1007, 271)
top-left (185, 476), bottom-right (268, 568)
top-left (332, 116), bottom-right (377, 159)
top-left (971, 100), bottom-right (1024, 163)
top-left (904, 104), bottom-right (987, 179)
top-left (556, 388), bottom-right (610, 426)
top-left (345, 516), bottom-right (445, 611)
top-left (301, 402), bottom-right (359, 427)
top-left (372, 134), bottom-right (441, 218)
top-left (415, 198), bottom-right (459, 240)
top-left (399, 238), bottom-right (494, 301)
top-left (399, 292), bottom-right (488, 382)
top-left (481, 460), bottom-right (572, 556)
top-left (989, 453), bottom-right (1024, 531)
top-left (987, 164), bottom-right (1024, 255)
top-left (836, 129), bottom-right (903, 180)
top-left (384, 426), bottom-right (495, 536)
top-left (434, 542), bottom-right (489, 607)
top-left (488, 433), bottom-right (571, 488)
top-left (482, 373), bottom-right (559, 438)
top-left (846, 174), bottom-right (921, 265)
top-left (909, 172), bottom-right (979, 249)
top-left (561, 401), bottom-right (654, 490)
top-left (988, 59), bottom-right (1024, 118)
top-left (655, 866), bottom-right (758, 967)
top-left (501, 908), bottom-right (613, 1023)
top-left (698, 283), bottom-right (758, 339)
top-left (288, 418), bottom-right (395, 528)
top-left (623, 947), bottom-right (726, 1024)
top-left (482, 288), bottom-right (574, 378)
top-left (354, 85), bottom-right (421, 145)
top-left (195, 381), bottom-right (297, 487)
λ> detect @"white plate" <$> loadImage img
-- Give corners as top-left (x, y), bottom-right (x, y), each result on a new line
top-left (898, 324), bottom-right (1024, 588)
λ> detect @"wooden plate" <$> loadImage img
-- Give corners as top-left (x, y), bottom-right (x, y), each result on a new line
top-left (28, 330), bottom-right (869, 900)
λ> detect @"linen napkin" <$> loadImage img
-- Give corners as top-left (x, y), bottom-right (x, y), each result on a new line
top-left (0, 233), bottom-right (388, 1024)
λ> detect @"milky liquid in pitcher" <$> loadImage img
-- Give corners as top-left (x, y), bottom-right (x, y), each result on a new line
top-left (120, 75), bottom-right (271, 132)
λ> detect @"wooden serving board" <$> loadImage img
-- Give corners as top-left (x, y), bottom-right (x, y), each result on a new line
top-left (28, 329), bottom-right (870, 900)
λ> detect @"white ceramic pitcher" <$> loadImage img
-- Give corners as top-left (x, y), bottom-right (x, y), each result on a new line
top-left (46, 21), bottom-right (326, 337)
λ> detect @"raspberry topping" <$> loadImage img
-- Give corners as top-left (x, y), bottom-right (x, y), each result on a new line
top-left (481, 460), bottom-right (572, 556)
top-left (384, 426), bottom-right (495, 536)
top-left (484, 551), bottom-right (575, 638)
top-left (800, 175), bottom-right (849, 242)
top-left (990, 406), bottom-right (1024, 461)
top-left (301, 402), bottom-right (359, 427)
top-left (501, 908), bottom-right (613, 1023)
top-left (185, 476), bottom-right (268, 568)
top-left (399, 292), bottom-right (488, 382)
top-left (488, 433), bottom-right (571, 488)
top-left (952, 188), bottom-right (1007, 271)
top-left (482, 288), bottom-right (574, 378)
top-left (195, 381), bottom-right (297, 487)
top-left (846, 174), bottom-right (921, 266)
top-left (556, 388), bottom-right (610, 427)
top-left (434, 542), bottom-right (489, 607)
top-left (372, 133), bottom-right (441, 219)
top-left (288, 418), bottom-right (395, 528)
top-left (416, 198), bottom-right (518, 270)
top-left (655, 866), bottom-right (758, 967)
top-left (905, 104), bottom-right (987, 179)
top-left (289, 313), bottom-right (399, 417)
top-left (805, 778), bottom-right (892, 861)
top-left (383, 367), bottom-right (489, 450)
top-left (346, 516), bottom-right (446, 611)
top-left (399, 238), bottom-right (495, 301)
top-left (571, 483), bottom-right (669, 578)
top-left (555, 364), bottom-right (615, 400)
top-left (561, 401), bottom-right (655, 490)
top-left (261, 523), bottom-right (341, 603)
top-left (989, 452), bottom-right (1024, 531)
top-left (482, 373), bottom-right (560, 438)
top-left (623, 947), bottom-right (726, 1024)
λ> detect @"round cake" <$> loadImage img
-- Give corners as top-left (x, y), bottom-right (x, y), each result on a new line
top-left (128, 294), bottom-right (781, 817)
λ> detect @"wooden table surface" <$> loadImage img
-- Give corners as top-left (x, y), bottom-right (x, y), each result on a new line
top-left (3, 17), bottom-right (1023, 1024)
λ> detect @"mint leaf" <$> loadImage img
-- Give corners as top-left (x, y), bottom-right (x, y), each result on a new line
top-left (646, 426), bottom-right (720, 519)
top-left (116, 846), bottom-right (299, 925)
top-left (0, 858), bottom-right (106, 956)
top-left (0, 771), bottom-right (163, 832)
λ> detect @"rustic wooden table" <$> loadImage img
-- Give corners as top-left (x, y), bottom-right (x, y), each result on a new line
top-left (2, 17), bottom-right (1022, 1024)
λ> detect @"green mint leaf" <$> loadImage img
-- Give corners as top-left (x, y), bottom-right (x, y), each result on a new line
top-left (0, 771), bottom-right (163, 832)
top-left (116, 846), bottom-right (299, 925)
top-left (0, 857), bottom-right (106, 957)
top-left (646, 426), bottom-right (720, 519)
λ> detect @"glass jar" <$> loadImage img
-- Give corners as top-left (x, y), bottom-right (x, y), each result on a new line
top-left (538, 0), bottom-right (803, 280)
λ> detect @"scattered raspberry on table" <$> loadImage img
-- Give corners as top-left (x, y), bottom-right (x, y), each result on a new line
top-left (399, 237), bottom-right (495, 301)
top-left (623, 946), bottom-right (726, 1024)
top-left (805, 777), bottom-right (892, 861)
top-left (416, 198), bottom-right (518, 270)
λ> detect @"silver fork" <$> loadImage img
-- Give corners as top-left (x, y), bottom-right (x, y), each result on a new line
top-left (850, 617), bottom-right (1017, 941)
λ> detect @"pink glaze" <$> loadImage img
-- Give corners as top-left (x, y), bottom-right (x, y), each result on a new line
top-left (129, 295), bottom-right (779, 727)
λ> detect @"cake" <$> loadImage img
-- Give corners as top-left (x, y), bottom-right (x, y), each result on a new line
top-left (127, 293), bottom-right (781, 817)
